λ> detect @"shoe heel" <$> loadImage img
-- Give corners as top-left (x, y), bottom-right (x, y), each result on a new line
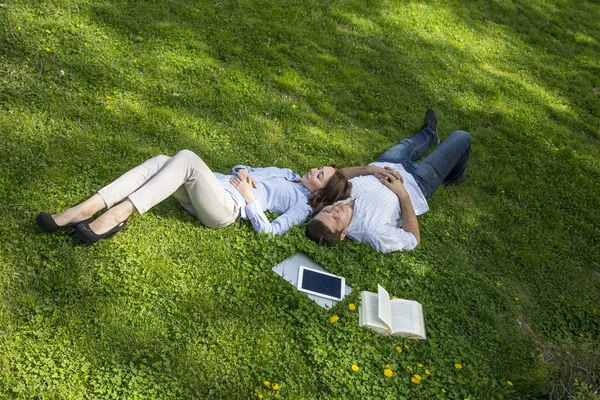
top-left (73, 219), bottom-right (128, 244)
top-left (105, 221), bottom-right (127, 239)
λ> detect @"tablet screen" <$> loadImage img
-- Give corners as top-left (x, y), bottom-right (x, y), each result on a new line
top-left (297, 267), bottom-right (344, 300)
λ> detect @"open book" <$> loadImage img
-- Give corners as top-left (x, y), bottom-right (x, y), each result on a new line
top-left (358, 285), bottom-right (426, 339)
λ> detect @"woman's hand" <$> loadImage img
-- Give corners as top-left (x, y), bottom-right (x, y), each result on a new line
top-left (235, 168), bottom-right (258, 188)
top-left (230, 176), bottom-right (256, 204)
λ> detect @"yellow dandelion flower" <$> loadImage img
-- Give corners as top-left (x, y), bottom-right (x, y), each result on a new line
top-left (258, 394), bottom-right (263, 399)
top-left (133, 58), bottom-right (137, 63)
top-left (425, 370), bottom-right (431, 375)
top-left (417, 363), bottom-right (423, 367)
top-left (18, 26), bottom-right (22, 30)
top-left (196, 8), bottom-right (200, 12)
top-left (395, 346), bottom-right (402, 352)
top-left (376, 268), bottom-right (380, 272)
top-left (507, 381), bottom-right (513, 387)
top-left (391, 296), bottom-right (397, 299)
top-left (291, 104), bottom-right (297, 109)
top-left (385, 364), bottom-right (392, 369)
top-left (414, 374), bottom-right (421, 380)
top-left (45, 29), bottom-right (51, 33)
top-left (365, 128), bottom-right (369, 132)
top-left (407, 367), bottom-right (412, 372)
top-left (272, 383), bottom-right (279, 390)
top-left (263, 380), bottom-right (270, 387)
top-left (76, 24), bottom-right (80, 28)
top-left (554, 147), bottom-right (559, 151)
top-left (45, 48), bottom-right (51, 52)
top-left (105, 106), bottom-right (111, 110)
top-left (496, 282), bottom-right (502, 286)
top-left (411, 375), bottom-right (421, 384)
top-left (349, 303), bottom-right (356, 311)
top-left (442, 388), bottom-right (446, 393)
top-left (384, 369), bottom-right (393, 377)
top-left (27, 58), bottom-right (30, 61)
top-left (404, 345), bottom-right (409, 349)
top-left (329, 315), bottom-right (339, 323)
top-left (515, 297), bottom-right (519, 301)
top-left (455, 363), bottom-right (462, 369)
top-left (105, 96), bottom-right (111, 99)
top-left (351, 364), bottom-right (359, 372)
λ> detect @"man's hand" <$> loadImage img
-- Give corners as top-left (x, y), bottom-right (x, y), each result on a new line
top-left (235, 168), bottom-right (258, 188)
top-left (230, 176), bottom-right (256, 204)
top-left (372, 166), bottom-right (404, 184)
top-left (379, 169), bottom-right (419, 244)
top-left (379, 170), bottom-right (409, 197)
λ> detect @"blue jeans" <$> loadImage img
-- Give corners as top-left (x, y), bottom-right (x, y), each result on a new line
top-left (376, 128), bottom-right (471, 199)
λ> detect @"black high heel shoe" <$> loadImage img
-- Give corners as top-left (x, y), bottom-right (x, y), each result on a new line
top-left (73, 219), bottom-right (128, 244)
top-left (36, 212), bottom-right (93, 233)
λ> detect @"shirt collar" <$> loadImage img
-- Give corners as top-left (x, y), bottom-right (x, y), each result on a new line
top-left (346, 198), bottom-right (362, 234)
top-left (297, 184), bottom-right (311, 198)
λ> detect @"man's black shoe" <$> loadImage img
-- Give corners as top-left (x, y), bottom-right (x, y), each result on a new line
top-left (422, 108), bottom-right (439, 145)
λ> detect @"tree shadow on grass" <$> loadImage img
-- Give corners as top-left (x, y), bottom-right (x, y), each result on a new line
top-left (442, 0), bottom-right (600, 140)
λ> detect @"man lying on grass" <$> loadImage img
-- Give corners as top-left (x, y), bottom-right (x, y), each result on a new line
top-left (306, 109), bottom-right (471, 254)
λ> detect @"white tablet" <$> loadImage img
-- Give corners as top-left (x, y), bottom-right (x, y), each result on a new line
top-left (297, 266), bottom-right (345, 301)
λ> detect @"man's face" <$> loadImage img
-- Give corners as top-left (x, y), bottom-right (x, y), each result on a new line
top-left (313, 202), bottom-right (353, 239)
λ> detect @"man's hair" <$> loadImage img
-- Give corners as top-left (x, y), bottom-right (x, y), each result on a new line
top-left (307, 167), bottom-right (352, 215)
top-left (306, 217), bottom-right (344, 247)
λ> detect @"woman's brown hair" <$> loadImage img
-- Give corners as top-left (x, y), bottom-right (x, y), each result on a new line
top-left (307, 167), bottom-right (352, 214)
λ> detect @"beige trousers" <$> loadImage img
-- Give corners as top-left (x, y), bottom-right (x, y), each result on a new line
top-left (98, 150), bottom-right (240, 229)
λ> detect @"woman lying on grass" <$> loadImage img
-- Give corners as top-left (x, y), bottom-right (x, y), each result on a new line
top-left (36, 149), bottom-right (351, 244)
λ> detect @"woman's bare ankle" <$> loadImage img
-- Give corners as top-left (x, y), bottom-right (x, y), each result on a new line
top-left (52, 208), bottom-right (91, 226)
top-left (52, 195), bottom-right (106, 226)
top-left (89, 201), bottom-right (135, 234)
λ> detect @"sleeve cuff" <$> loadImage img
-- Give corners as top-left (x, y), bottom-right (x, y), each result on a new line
top-left (244, 200), bottom-right (262, 216)
top-left (231, 165), bottom-right (251, 174)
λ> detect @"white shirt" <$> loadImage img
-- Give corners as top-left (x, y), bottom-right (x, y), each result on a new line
top-left (346, 162), bottom-right (429, 253)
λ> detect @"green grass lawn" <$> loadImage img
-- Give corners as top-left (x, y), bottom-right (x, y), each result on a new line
top-left (1, 0), bottom-right (599, 398)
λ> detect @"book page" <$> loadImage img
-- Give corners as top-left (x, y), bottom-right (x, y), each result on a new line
top-left (415, 302), bottom-right (426, 339)
top-left (377, 285), bottom-right (392, 330)
top-left (389, 299), bottom-right (425, 339)
top-left (360, 291), bottom-right (388, 332)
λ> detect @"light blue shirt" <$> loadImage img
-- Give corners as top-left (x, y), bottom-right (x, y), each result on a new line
top-left (213, 165), bottom-right (312, 235)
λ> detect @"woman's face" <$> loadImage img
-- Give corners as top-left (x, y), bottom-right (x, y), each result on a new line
top-left (301, 166), bottom-right (336, 193)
